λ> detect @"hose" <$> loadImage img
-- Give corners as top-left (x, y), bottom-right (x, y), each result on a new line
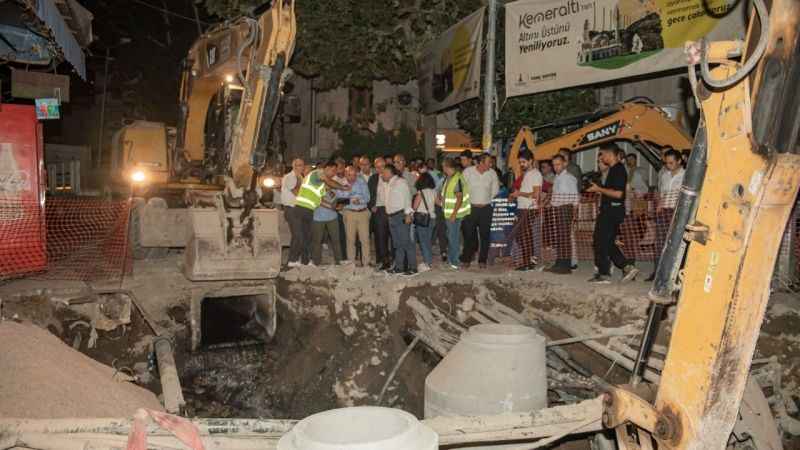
top-left (237, 18), bottom-right (258, 95)
top-left (700, 0), bottom-right (770, 89)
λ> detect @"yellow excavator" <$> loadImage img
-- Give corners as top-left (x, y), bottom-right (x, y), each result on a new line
top-left (507, 100), bottom-right (693, 179)
top-left (108, 1), bottom-right (296, 281)
top-left (597, 0), bottom-right (800, 447)
top-left (503, 0), bottom-right (799, 448)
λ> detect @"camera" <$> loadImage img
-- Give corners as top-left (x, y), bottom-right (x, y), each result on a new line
top-left (581, 171), bottom-right (602, 192)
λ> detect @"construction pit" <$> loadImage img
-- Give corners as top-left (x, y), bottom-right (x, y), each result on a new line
top-left (1, 254), bottom-right (799, 449)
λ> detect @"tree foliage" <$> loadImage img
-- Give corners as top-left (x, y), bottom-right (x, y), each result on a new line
top-left (317, 115), bottom-right (424, 160)
top-left (202, 0), bottom-right (481, 89)
top-left (203, 0), bottom-right (597, 144)
top-left (457, 88), bottom-right (598, 143)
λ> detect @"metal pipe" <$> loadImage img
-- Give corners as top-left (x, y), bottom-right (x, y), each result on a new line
top-left (650, 120), bottom-right (708, 300)
top-left (481, 0), bottom-right (497, 152)
top-left (630, 120), bottom-right (708, 385)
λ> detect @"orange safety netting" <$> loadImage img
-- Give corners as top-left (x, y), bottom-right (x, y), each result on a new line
top-left (507, 191), bottom-right (683, 268)
top-left (0, 197), bottom-right (132, 282)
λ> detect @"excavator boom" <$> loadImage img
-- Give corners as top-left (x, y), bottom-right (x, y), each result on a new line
top-left (507, 102), bottom-right (692, 178)
top-left (603, 0), bottom-right (800, 448)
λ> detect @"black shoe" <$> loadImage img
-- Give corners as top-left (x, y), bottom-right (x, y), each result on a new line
top-left (570, 264), bottom-right (579, 270)
top-left (545, 265), bottom-right (572, 274)
top-left (378, 262), bottom-right (392, 271)
top-left (386, 268), bottom-right (404, 275)
top-left (478, 262), bottom-right (487, 269)
top-left (645, 272), bottom-right (655, 282)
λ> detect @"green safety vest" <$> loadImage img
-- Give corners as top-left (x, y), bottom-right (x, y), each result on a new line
top-left (443, 172), bottom-right (471, 219)
top-left (295, 170), bottom-right (327, 211)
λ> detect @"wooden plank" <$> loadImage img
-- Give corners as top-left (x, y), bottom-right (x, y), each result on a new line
top-left (425, 397), bottom-right (605, 446)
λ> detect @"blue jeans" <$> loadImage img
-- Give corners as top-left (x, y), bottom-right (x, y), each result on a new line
top-left (389, 213), bottom-right (416, 271)
top-left (416, 223), bottom-right (434, 265)
top-left (445, 218), bottom-right (462, 267)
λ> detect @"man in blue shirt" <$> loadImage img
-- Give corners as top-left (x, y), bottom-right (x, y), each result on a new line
top-left (337, 166), bottom-right (371, 266)
top-left (311, 183), bottom-right (344, 266)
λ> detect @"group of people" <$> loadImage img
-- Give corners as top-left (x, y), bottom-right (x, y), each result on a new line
top-left (279, 143), bottom-right (686, 282)
top-left (280, 152), bottom-right (508, 276)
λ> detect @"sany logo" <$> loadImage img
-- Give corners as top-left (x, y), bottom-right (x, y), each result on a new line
top-left (0, 143), bottom-right (30, 193)
top-left (580, 121), bottom-right (621, 145)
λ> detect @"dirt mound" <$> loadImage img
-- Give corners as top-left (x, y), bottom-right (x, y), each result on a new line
top-left (0, 320), bottom-right (163, 418)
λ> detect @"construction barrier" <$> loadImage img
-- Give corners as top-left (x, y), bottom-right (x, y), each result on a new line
top-left (0, 197), bottom-right (131, 282)
top-left (507, 191), bottom-right (682, 268)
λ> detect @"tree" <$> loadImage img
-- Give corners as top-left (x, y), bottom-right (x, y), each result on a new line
top-left (457, 89), bottom-right (598, 143)
top-left (202, 0), bottom-right (481, 89)
top-left (203, 0), bottom-right (597, 145)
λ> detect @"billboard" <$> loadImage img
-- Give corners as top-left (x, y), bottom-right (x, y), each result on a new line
top-left (505, 0), bottom-right (745, 97)
top-left (418, 7), bottom-right (485, 114)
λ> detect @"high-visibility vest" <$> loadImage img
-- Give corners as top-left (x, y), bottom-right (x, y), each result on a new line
top-left (295, 170), bottom-right (327, 211)
top-left (442, 172), bottom-right (471, 219)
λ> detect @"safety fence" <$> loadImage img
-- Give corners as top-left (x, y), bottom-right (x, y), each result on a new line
top-left (504, 191), bottom-right (800, 276)
top-left (0, 197), bottom-right (131, 282)
top-left (504, 191), bottom-right (687, 268)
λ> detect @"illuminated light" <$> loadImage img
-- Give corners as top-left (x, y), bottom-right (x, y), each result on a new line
top-left (436, 133), bottom-right (446, 148)
top-left (263, 178), bottom-right (276, 188)
top-left (131, 170), bottom-right (147, 183)
top-left (225, 74), bottom-right (235, 83)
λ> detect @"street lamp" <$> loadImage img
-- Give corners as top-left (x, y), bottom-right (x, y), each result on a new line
top-left (97, 37), bottom-right (132, 167)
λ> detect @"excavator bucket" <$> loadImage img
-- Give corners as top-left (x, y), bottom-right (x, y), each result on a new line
top-left (184, 208), bottom-right (281, 281)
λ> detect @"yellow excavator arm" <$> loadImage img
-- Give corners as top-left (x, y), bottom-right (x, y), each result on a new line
top-left (177, 1), bottom-right (296, 191)
top-left (507, 102), bottom-right (693, 179)
top-left (180, 1), bottom-right (297, 281)
top-left (602, 0), bottom-right (800, 448)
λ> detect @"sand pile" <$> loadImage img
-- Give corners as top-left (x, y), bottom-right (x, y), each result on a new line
top-left (0, 320), bottom-right (163, 418)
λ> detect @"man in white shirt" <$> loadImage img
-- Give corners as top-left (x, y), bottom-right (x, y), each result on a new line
top-left (358, 156), bottom-right (373, 183)
top-left (461, 154), bottom-right (500, 268)
top-left (282, 158), bottom-right (307, 266)
top-left (647, 149), bottom-right (685, 281)
top-left (509, 151), bottom-right (542, 270)
top-left (625, 153), bottom-right (650, 195)
top-left (369, 157), bottom-right (391, 269)
top-left (546, 154), bottom-right (579, 274)
top-left (383, 163), bottom-right (416, 275)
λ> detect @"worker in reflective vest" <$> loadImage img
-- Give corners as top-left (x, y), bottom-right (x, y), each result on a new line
top-left (292, 160), bottom-right (349, 267)
top-left (439, 158), bottom-right (470, 269)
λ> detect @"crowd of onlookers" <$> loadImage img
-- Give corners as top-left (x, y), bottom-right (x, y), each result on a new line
top-left (279, 145), bottom-right (687, 281)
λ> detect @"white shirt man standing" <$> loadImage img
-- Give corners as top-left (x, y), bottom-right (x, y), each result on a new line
top-left (282, 158), bottom-right (307, 266)
top-left (384, 164), bottom-right (417, 275)
top-left (647, 149), bottom-right (685, 281)
top-left (546, 154), bottom-right (579, 274)
top-left (461, 154), bottom-right (500, 268)
top-left (366, 157), bottom-right (389, 269)
top-left (510, 151), bottom-right (542, 270)
top-left (625, 153), bottom-right (650, 195)
top-left (658, 150), bottom-right (685, 209)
